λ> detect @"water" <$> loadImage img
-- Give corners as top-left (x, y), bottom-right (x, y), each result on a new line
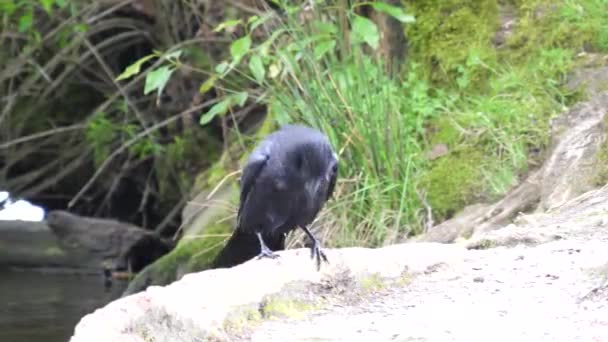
top-left (0, 269), bottom-right (127, 342)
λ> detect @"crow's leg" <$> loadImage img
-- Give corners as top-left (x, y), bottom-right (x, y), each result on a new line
top-left (255, 232), bottom-right (280, 260)
top-left (299, 225), bottom-right (329, 270)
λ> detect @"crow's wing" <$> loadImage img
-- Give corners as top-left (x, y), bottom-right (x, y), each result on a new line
top-left (326, 161), bottom-right (338, 201)
top-left (237, 151), bottom-right (269, 228)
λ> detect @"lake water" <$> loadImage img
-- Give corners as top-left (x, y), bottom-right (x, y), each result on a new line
top-left (0, 269), bottom-right (127, 342)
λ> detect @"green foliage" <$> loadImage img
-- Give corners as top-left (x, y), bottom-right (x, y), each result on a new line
top-left (370, 2), bottom-right (415, 23)
top-left (116, 49), bottom-right (184, 100)
top-left (199, 91), bottom-right (249, 125)
top-left (15, 0), bottom-right (607, 254)
top-left (351, 15), bottom-right (380, 49)
top-left (85, 112), bottom-right (116, 166)
top-left (509, 0), bottom-right (608, 56)
top-left (207, 1), bottom-right (430, 244)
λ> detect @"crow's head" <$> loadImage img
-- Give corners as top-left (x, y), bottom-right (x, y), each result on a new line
top-left (288, 141), bottom-right (338, 199)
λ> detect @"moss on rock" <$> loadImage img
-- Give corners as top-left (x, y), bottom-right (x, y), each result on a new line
top-left (420, 148), bottom-right (485, 220)
top-left (405, 0), bottom-right (499, 83)
top-left (122, 220), bottom-right (232, 296)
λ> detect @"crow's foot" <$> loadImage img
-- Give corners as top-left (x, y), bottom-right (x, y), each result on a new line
top-left (309, 239), bottom-right (329, 271)
top-left (256, 246), bottom-right (280, 260)
top-left (255, 232), bottom-right (280, 260)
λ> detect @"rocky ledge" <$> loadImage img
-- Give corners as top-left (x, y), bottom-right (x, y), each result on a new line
top-left (71, 184), bottom-right (608, 341)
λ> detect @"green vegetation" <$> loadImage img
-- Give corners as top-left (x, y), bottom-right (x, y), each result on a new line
top-left (192, 0), bottom-right (607, 246)
top-left (260, 297), bottom-right (319, 319)
top-left (3, 0), bottom-right (608, 269)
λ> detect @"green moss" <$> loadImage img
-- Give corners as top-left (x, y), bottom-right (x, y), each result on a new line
top-left (123, 221), bottom-right (232, 295)
top-left (260, 297), bottom-right (319, 320)
top-left (360, 273), bottom-right (386, 292)
top-left (405, 0), bottom-right (499, 83)
top-left (507, 0), bottom-right (608, 59)
top-left (223, 307), bottom-right (263, 333)
top-left (420, 148), bottom-right (485, 220)
top-left (428, 118), bottom-right (462, 148)
top-left (395, 273), bottom-right (413, 287)
top-left (469, 239), bottom-right (495, 250)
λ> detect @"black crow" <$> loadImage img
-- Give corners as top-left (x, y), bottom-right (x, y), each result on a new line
top-left (212, 124), bottom-right (338, 270)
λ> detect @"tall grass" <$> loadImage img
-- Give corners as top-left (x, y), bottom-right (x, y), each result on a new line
top-left (259, 6), bottom-right (440, 247)
top-left (200, 0), bottom-right (608, 248)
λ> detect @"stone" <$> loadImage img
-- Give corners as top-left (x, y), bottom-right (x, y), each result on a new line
top-left (46, 210), bottom-right (172, 273)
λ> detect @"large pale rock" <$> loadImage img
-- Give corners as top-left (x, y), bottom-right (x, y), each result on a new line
top-left (70, 184), bottom-right (608, 341)
top-left (70, 242), bottom-right (466, 342)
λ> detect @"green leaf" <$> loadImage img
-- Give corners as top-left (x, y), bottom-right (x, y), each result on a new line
top-left (40, 0), bottom-right (55, 14)
top-left (55, 0), bottom-right (67, 7)
top-left (73, 23), bottom-right (89, 34)
top-left (232, 91), bottom-right (248, 107)
top-left (230, 35), bottom-right (252, 62)
top-left (370, 2), bottom-right (415, 23)
top-left (352, 15), bottom-right (379, 50)
top-left (213, 19), bottom-right (242, 32)
top-left (247, 15), bottom-right (259, 24)
top-left (144, 66), bottom-right (174, 97)
top-left (269, 63), bottom-right (281, 78)
top-left (200, 98), bottom-right (231, 125)
top-left (0, 2), bottom-right (17, 15)
top-left (199, 75), bottom-right (217, 94)
top-left (248, 55), bottom-right (265, 83)
top-left (18, 10), bottom-right (33, 33)
top-left (315, 22), bottom-right (338, 36)
top-left (314, 40), bottom-right (336, 60)
top-left (164, 50), bottom-right (183, 61)
top-left (249, 13), bottom-right (273, 31)
top-left (215, 61), bottom-right (229, 74)
top-left (116, 54), bottom-right (155, 81)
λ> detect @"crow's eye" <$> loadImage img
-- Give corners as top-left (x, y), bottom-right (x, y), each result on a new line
top-left (331, 164), bottom-right (337, 174)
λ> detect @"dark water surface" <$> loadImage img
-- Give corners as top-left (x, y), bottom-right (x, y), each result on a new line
top-left (0, 269), bottom-right (127, 342)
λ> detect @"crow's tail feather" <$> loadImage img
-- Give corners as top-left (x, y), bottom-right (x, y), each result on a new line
top-left (211, 228), bottom-right (286, 269)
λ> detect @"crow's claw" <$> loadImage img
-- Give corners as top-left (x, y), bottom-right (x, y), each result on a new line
top-left (310, 239), bottom-right (329, 271)
top-left (256, 246), bottom-right (280, 260)
top-left (256, 232), bottom-right (280, 260)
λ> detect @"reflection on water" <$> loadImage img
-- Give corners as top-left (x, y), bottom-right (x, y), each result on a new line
top-left (0, 268), bottom-right (127, 342)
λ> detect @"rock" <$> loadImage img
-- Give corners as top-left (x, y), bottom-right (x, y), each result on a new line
top-left (565, 65), bottom-right (608, 97)
top-left (493, 2), bottom-right (517, 48)
top-left (420, 170), bottom-right (542, 242)
top-left (415, 203), bottom-right (491, 243)
top-left (426, 143), bottom-right (449, 160)
top-left (70, 183), bottom-right (608, 341)
top-left (539, 92), bottom-right (608, 210)
top-left (121, 183), bottom-right (238, 296)
top-left (46, 210), bottom-right (172, 273)
top-left (0, 220), bottom-right (80, 269)
top-left (70, 242), bottom-right (466, 342)
top-left (419, 78), bottom-right (608, 242)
